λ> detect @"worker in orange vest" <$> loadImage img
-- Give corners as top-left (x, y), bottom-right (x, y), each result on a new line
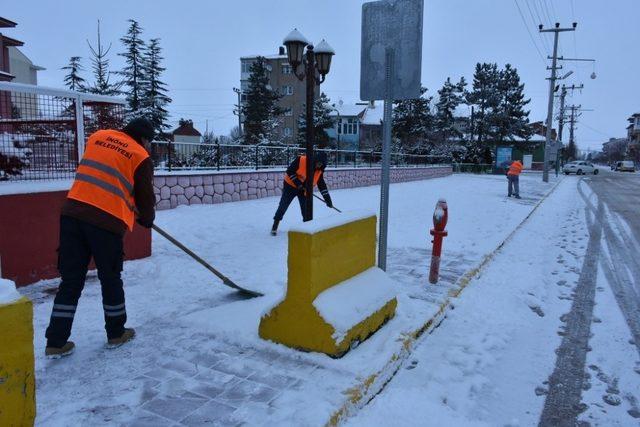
top-left (271, 151), bottom-right (332, 235)
top-left (45, 118), bottom-right (156, 358)
top-left (507, 159), bottom-right (523, 199)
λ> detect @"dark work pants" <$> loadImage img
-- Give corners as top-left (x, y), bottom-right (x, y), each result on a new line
top-left (45, 216), bottom-right (126, 347)
top-left (273, 184), bottom-right (307, 221)
top-left (508, 175), bottom-right (520, 197)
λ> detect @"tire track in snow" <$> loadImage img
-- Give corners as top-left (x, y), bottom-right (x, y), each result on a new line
top-left (538, 185), bottom-right (603, 427)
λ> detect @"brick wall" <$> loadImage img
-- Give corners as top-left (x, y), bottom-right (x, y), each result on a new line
top-left (153, 166), bottom-right (451, 210)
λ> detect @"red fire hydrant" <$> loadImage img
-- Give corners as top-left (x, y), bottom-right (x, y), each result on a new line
top-left (429, 198), bottom-right (448, 284)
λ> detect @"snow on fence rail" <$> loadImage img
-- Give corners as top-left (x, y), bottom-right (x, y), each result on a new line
top-left (150, 140), bottom-right (451, 172)
top-left (0, 82), bottom-right (126, 181)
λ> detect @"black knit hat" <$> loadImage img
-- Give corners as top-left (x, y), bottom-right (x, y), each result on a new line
top-left (123, 117), bottom-right (155, 143)
top-left (315, 151), bottom-right (328, 167)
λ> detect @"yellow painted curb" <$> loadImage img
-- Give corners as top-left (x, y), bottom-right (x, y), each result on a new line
top-left (326, 177), bottom-right (563, 426)
top-left (0, 296), bottom-right (36, 427)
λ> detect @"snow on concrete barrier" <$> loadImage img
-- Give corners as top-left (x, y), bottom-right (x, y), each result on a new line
top-left (259, 211), bottom-right (397, 357)
top-left (0, 278), bottom-right (35, 426)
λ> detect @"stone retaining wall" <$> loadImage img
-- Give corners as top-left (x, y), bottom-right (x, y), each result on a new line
top-left (153, 166), bottom-right (452, 210)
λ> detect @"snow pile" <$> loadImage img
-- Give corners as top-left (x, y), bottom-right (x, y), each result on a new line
top-left (288, 210), bottom-right (376, 234)
top-left (313, 267), bottom-right (397, 343)
top-left (0, 278), bottom-right (21, 305)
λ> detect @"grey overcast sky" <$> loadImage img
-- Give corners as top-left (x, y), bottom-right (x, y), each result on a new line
top-left (4, 0), bottom-right (639, 150)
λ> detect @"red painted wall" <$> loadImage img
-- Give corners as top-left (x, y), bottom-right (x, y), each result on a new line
top-left (0, 190), bottom-right (151, 287)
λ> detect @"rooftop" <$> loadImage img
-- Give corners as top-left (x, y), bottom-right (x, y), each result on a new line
top-left (0, 17), bottom-right (17, 28)
top-left (173, 121), bottom-right (202, 137)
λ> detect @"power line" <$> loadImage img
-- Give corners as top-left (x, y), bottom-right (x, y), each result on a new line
top-left (539, 0), bottom-right (553, 27)
top-left (525, 0), bottom-right (551, 53)
top-left (514, 0), bottom-right (547, 64)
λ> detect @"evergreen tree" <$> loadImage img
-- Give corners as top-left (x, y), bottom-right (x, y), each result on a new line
top-left (494, 64), bottom-right (531, 143)
top-left (118, 19), bottom-right (146, 116)
top-left (392, 86), bottom-right (434, 154)
top-left (241, 57), bottom-right (283, 145)
top-left (434, 77), bottom-right (467, 142)
top-left (564, 139), bottom-right (578, 161)
top-left (141, 38), bottom-right (172, 133)
top-left (466, 63), bottom-right (501, 146)
top-left (86, 20), bottom-right (120, 96)
top-left (297, 92), bottom-right (334, 146)
top-left (62, 57), bottom-right (86, 91)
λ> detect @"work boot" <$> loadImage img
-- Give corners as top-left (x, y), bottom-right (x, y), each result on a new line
top-left (515, 195), bottom-right (521, 199)
top-left (271, 220), bottom-right (280, 236)
top-left (107, 328), bottom-right (136, 349)
top-left (45, 341), bottom-right (75, 359)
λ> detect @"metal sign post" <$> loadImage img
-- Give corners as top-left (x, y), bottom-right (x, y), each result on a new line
top-left (378, 49), bottom-right (394, 270)
top-left (361, 0), bottom-right (423, 270)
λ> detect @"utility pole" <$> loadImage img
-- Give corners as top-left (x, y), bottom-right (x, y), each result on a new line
top-left (233, 87), bottom-right (243, 137)
top-left (556, 84), bottom-right (583, 174)
top-left (539, 22), bottom-right (576, 183)
top-left (567, 104), bottom-right (581, 161)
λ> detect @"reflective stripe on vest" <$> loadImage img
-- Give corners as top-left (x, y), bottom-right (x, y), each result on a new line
top-left (67, 130), bottom-right (148, 230)
top-left (74, 172), bottom-right (136, 212)
top-left (284, 155), bottom-right (322, 188)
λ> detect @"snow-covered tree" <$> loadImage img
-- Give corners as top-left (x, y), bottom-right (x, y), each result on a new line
top-left (494, 64), bottom-right (531, 143)
top-left (86, 20), bottom-right (120, 96)
top-left (241, 57), bottom-right (283, 145)
top-left (392, 86), bottom-right (434, 154)
top-left (466, 63), bottom-right (501, 146)
top-left (297, 92), bottom-right (334, 146)
top-left (434, 77), bottom-right (467, 142)
top-left (141, 38), bottom-right (172, 134)
top-left (118, 19), bottom-right (146, 117)
top-left (62, 57), bottom-right (86, 92)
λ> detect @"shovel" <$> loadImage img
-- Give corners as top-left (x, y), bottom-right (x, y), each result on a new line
top-left (152, 224), bottom-right (264, 298)
top-left (313, 193), bottom-right (342, 213)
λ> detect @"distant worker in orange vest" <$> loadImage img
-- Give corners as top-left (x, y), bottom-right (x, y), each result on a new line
top-left (45, 118), bottom-right (156, 358)
top-left (507, 159), bottom-right (523, 199)
top-left (271, 151), bottom-right (332, 235)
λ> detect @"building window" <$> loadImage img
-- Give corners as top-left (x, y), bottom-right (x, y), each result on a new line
top-left (281, 85), bottom-right (293, 96)
top-left (342, 118), bottom-right (358, 135)
top-left (241, 61), bottom-right (254, 73)
top-left (284, 127), bottom-right (292, 136)
top-left (285, 108), bottom-right (293, 117)
top-left (282, 64), bottom-right (292, 75)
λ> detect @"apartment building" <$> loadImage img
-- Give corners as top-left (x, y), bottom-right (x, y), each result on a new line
top-left (240, 47), bottom-right (318, 143)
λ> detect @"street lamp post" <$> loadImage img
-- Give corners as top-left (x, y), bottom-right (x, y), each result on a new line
top-left (283, 29), bottom-right (335, 221)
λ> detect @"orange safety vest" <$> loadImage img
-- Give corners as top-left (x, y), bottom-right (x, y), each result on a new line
top-left (67, 130), bottom-right (149, 231)
top-left (284, 155), bottom-right (322, 188)
top-left (507, 161), bottom-right (523, 176)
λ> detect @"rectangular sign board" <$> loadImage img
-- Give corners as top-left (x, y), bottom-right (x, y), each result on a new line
top-left (360, 0), bottom-right (424, 101)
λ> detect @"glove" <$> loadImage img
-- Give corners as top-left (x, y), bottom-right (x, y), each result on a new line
top-left (136, 217), bottom-right (154, 229)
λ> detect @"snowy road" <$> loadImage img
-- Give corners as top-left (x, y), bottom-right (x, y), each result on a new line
top-left (348, 172), bottom-right (640, 427)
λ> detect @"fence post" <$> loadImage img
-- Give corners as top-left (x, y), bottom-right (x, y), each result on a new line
top-left (168, 140), bottom-right (172, 172)
top-left (216, 142), bottom-right (221, 171)
top-left (354, 150), bottom-right (357, 168)
top-left (335, 147), bottom-right (339, 168)
top-left (370, 150), bottom-right (374, 168)
top-left (255, 144), bottom-right (259, 170)
top-left (74, 97), bottom-right (85, 163)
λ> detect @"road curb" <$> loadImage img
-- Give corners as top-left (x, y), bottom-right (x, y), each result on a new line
top-left (325, 177), bottom-right (564, 426)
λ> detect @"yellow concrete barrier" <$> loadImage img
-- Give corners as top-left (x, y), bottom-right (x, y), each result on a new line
top-left (259, 213), bottom-right (397, 357)
top-left (0, 296), bottom-right (36, 426)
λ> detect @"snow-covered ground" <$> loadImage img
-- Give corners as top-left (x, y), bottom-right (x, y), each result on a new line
top-left (23, 173), bottom-right (560, 425)
top-left (346, 177), bottom-right (640, 427)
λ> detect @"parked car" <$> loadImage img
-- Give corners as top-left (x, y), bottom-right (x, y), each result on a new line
top-left (613, 160), bottom-right (636, 172)
top-left (563, 161), bottom-right (599, 175)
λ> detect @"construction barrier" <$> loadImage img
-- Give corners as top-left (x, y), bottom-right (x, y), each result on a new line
top-left (259, 212), bottom-right (397, 357)
top-left (0, 296), bottom-right (36, 426)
